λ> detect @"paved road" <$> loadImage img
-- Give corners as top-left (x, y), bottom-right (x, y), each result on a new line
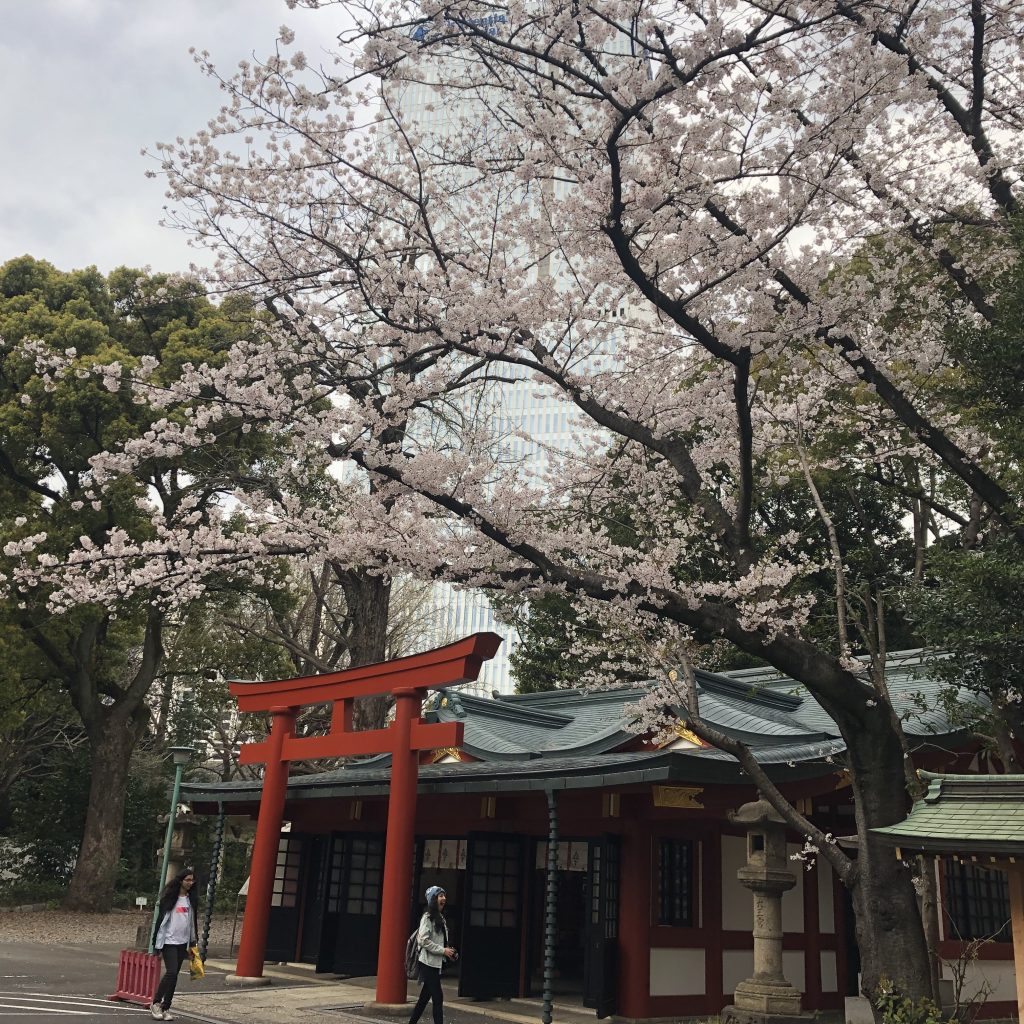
top-left (0, 990), bottom-right (149, 1019)
top-left (0, 942), bottom-right (588, 1024)
top-left (0, 942), bottom-right (234, 1022)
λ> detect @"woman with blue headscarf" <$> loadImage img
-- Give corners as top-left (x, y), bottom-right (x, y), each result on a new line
top-left (408, 884), bottom-right (457, 1024)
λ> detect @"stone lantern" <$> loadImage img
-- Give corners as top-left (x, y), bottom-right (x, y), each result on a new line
top-left (174, 811), bottom-right (200, 867)
top-left (160, 810), bottom-right (200, 883)
top-left (721, 796), bottom-right (809, 1024)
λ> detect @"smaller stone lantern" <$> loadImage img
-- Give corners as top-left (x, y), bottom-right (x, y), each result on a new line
top-left (169, 810), bottom-right (200, 877)
top-left (721, 796), bottom-right (810, 1024)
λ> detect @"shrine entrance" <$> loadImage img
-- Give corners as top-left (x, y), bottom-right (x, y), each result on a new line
top-left (524, 836), bottom-right (620, 1015)
top-left (227, 633), bottom-right (501, 1006)
top-left (527, 840), bottom-right (589, 996)
top-left (411, 839), bottom-right (466, 981)
top-left (459, 833), bottom-right (529, 999)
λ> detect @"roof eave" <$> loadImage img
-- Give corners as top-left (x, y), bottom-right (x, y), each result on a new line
top-left (872, 833), bottom-right (1024, 858)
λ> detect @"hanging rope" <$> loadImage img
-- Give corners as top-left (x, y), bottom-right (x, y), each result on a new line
top-left (542, 789), bottom-right (558, 1024)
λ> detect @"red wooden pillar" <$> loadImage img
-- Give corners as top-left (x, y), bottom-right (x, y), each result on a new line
top-left (1007, 865), bottom-right (1024, 1024)
top-left (235, 706), bottom-right (296, 979)
top-left (803, 858), bottom-right (822, 1008)
top-left (704, 829), bottom-right (724, 1011)
top-left (376, 688), bottom-right (420, 1005)
top-left (618, 823), bottom-right (652, 1018)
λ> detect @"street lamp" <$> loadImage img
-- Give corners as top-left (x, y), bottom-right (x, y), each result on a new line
top-left (148, 745), bottom-right (193, 954)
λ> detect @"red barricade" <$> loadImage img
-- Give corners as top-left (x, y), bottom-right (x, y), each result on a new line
top-left (108, 949), bottom-right (161, 1006)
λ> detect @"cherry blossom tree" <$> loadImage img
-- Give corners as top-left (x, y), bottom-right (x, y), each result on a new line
top-left (13, 0), bottom-right (1023, 997)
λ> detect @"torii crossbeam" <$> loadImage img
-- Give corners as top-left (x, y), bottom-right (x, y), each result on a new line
top-left (228, 632), bottom-right (502, 1005)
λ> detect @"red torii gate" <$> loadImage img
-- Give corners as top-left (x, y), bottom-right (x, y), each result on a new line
top-left (229, 632), bottom-right (502, 1004)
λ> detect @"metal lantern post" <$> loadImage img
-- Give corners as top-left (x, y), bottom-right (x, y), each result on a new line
top-left (148, 746), bottom-right (193, 954)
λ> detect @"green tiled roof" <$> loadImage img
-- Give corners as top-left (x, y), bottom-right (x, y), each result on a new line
top-left (427, 650), bottom-right (972, 761)
top-left (718, 650), bottom-right (959, 737)
top-left (181, 747), bottom-right (845, 807)
top-left (181, 651), bottom-right (980, 807)
top-left (871, 771), bottom-right (1024, 856)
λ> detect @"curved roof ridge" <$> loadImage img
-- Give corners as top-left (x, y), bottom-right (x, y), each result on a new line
top-left (443, 689), bottom-right (574, 727)
top-left (695, 669), bottom-right (803, 711)
top-left (919, 770), bottom-right (1024, 794)
top-left (493, 685), bottom-right (642, 707)
top-left (718, 649), bottom-right (942, 688)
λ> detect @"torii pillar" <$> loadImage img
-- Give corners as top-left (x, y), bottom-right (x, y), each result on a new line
top-left (227, 632), bottom-right (502, 1005)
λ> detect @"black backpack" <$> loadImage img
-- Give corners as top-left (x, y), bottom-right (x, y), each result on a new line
top-left (405, 929), bottom-right (420, 980)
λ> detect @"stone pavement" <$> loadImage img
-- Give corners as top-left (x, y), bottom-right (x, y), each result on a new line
top-left (0, 912), bottom-right (599, 1024)
top-left (172, 960), bottom-right (599, 1024)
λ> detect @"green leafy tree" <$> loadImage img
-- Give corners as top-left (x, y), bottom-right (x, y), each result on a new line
top-left (1, 742), bottom-right (165, 903)
top-left (0, 257), bottom-right (274, 910)
top-left (496, 591), bottom-right (649, 694)
top-left (0, 618), bottom-right (83, 819)
top-left (908, 225), bottom-right (1024, 770)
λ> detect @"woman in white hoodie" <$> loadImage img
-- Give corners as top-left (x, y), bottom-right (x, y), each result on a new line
top-left (408, 885), bottom-right (457, 1024)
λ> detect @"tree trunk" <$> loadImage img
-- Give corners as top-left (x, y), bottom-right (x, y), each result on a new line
top-left (339, 568), bottom-right (392, 667)
top-left (992, 708), bottom-right (1023, 773)
top-left (337, 567), bottom-right (393, 731)
top-left (843, 710), bottom-right (932, 1002)
top-left (63, 713), bottom-right (143, 911)
top-left (917, 855), bottom-right (944, 1004)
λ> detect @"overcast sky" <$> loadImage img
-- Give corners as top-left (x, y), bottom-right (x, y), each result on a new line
top-left (0, 0), bottom-right (353, 275)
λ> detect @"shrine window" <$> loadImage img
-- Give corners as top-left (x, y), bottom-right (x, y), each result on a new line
top-left (326, 836), bottom-right (346, 914)
top-left (943, 859), bottom-right (1011, 941)
top-left (346, 836), bottom-right (384, 915)
top-left (468, 838), bottom-right (520, 928)
top-left (271, 835), bottom-right (302, 909)
top-left (657, 838), bottom-right (695, 927)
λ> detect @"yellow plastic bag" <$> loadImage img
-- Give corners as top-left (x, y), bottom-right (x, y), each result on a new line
top-left (188, 946), bottom-right (205, 980)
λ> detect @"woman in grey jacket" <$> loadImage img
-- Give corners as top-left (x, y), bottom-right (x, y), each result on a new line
top-left (150, 867), bottom-right (199, 1020)
top-left (408, 885), bottom-right (456, 1024)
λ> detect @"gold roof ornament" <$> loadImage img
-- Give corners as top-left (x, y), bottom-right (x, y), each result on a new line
top-left (430, 746), bottom-right (463, 763)
top-left (656, 721), bottom-right (704, 748)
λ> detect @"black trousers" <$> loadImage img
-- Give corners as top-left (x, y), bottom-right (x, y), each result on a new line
top-left (409, 964), bottom-right (444, 1024)
top-left (153, 943), bottom-right (189, 1010)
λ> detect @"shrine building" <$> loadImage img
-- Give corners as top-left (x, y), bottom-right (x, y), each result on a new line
top-left (181, 637), bottom-right (1018, 1021)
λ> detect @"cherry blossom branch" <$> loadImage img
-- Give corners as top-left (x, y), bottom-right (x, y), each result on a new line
top-left (695, 199), bottom-right (1023, 539)
top-left (345, 445), bottom-right (878, 721)
top-left (834, 1), bottom-right (1019, 217)
top-left (794, 414), bottom-right (850, 656)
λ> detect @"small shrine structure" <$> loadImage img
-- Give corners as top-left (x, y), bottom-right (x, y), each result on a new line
top-left (872, 772), bottom-right (1024, 1024)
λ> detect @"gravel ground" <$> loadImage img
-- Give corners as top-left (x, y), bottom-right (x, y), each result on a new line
top-left (0, 908), bottom-right (239, 945)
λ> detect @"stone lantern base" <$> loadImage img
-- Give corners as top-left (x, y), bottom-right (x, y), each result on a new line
top-left (721, 975), bottom-right (813, 1024)
top-left (733, 976), bottom-right (803, 1014)
top-left (722, 1007), bottom-right (814, 1024)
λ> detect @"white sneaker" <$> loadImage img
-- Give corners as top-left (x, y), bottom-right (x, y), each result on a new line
top-left (150, 1006), bottom-right (163, 1021)
top-left (162, 1013), bottom-right (174, 1021)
